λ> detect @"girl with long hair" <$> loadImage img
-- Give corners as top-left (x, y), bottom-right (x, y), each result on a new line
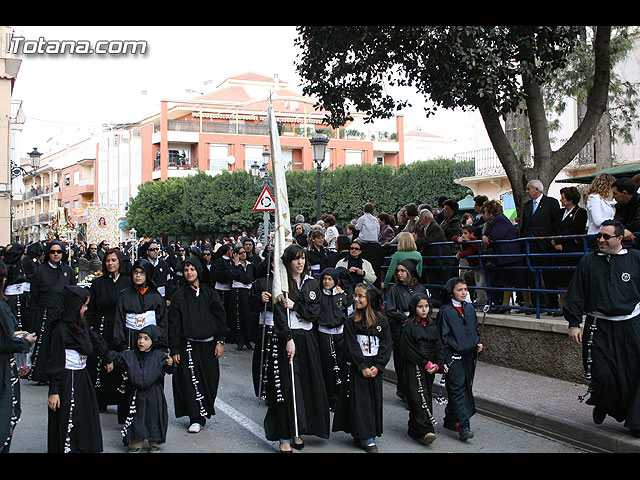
top-left (332, 282), bottom-right (392, 453)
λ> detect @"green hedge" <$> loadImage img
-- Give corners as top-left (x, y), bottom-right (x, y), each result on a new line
top-left (127, 158), bottom-right (471, 238)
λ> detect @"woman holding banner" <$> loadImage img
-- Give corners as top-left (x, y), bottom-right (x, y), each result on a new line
top-left (263, 244), bottom-right (330, 452)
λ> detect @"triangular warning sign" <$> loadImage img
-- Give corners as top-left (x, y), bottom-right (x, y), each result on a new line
top-left (253, 186), bottom-right (275, 211)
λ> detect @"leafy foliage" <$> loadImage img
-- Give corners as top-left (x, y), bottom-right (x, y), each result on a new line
top-left (127, 159), bottom-right (468, 238)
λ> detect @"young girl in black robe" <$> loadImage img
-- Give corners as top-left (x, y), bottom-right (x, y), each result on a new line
top-left (46, 285), bottom-right (111, 453)
top-left (438, 277), bottom-right (483, 441)
top-left (400, 292), bottom-right (443, 445)
top-left (168, 258), bottom-right (229, 434)
top-left (384, 258), bottom-right (427, 402)
top-left (249, 254), bottom-right (274, 399)
top-left (107, 324), bottom-right (176, 452)
top-left (316, 267), bottom-right (350, 410)
top-left (332, 282), bottom-right (392, 453)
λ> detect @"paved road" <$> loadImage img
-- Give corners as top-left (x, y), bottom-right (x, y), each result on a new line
top-left (10, 347), bottom-right (589, 453)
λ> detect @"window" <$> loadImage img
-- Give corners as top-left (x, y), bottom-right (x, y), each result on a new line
top-left (209, 144), bottom-right (229, 172)
top-left (345, 150), bottom-right (362, 166)
top-left (64, 174), bottom-right (70, 187)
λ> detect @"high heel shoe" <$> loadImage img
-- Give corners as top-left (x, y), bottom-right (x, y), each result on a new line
top-left (292, 437), bottom-right (305, 450)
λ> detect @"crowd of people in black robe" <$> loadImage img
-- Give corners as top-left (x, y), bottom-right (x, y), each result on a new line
top-left (3, 172), bottom-right (640, 452)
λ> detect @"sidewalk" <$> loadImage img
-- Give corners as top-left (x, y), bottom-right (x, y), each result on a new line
top-left (385, 358), bottom-right (640, 453)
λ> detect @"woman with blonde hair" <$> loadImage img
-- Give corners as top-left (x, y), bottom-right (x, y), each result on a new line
top-left (382, 232), bottom-right (423, 289)
top-left (586, 173), bottom-right (615, 249)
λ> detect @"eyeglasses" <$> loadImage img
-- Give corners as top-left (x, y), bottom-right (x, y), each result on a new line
top-left (49, 250), bottom-right (63, 254)
top-left (596, 233), bottom-right (619, 240)
top-left (238, 251), bottom-right (246, 254)
top-left (202, 252), bottom-right (211, 256)
top-left (132, 270), bottom-right (146, 276)
top-left (349, 247), bottom-right (361, 251)
top-left (148, 247), bottom-right (160, 251)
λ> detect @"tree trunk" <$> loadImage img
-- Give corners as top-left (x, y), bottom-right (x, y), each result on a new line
top-left (595, 109), bottom-right (613, 169)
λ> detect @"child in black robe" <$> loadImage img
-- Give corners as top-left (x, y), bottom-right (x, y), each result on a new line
top-left (438, 277), bottom-right (483, 441)
top-left (46, 285), bottom-right (111, 453)
top-left (400, 292), bottom-right (443, 445)
top-left (107, 324), bottom-right (176, 453)
top-left (332, 282), bottom-right (392, 453)
top-left (316, 267), bottom-right (351, 410)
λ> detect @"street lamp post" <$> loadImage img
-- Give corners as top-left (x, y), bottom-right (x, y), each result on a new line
top-left (9, 148), bottom-right (42, 241)
top-left (251, 150), bottom-right (273, 248)
top-left (310, 133), bottom-right (329, 221)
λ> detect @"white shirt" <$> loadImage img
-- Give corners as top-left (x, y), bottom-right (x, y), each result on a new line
top-left (355, 213), bottom-right (380, 242)
top-left (586, 194), bottom-right (615, 235)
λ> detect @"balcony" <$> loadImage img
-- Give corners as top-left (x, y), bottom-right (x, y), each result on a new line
top-left (453, 137), bottom-right (596, 180)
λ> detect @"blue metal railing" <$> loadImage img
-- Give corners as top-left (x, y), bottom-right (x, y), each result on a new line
top-left (381, 232), bottom-right (630, 319)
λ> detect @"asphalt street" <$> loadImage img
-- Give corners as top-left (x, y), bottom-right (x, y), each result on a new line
top-left (9, 346), bottom-right (589, 454)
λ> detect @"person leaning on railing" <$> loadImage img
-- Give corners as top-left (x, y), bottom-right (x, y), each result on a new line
top-left (481, 200), bottom-right (529, 314)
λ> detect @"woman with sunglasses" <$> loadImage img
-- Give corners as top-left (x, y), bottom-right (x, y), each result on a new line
top-left (27, 240), bottom-right (77, 385)
top-left (230, 246), bottom-right (256, 350)
top-left (334, 240), bottom-right (377, 288)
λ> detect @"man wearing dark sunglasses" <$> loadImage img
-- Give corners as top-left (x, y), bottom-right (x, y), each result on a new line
top-left (142, 240), bottom-right (175, 307)
top-left (563, 219), bottom-right (640, 439)
top-left (27, 240), bottom-right (77, 384)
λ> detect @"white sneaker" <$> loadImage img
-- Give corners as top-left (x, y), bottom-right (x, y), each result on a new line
top-left (188, 423), bottom-right (201, 433)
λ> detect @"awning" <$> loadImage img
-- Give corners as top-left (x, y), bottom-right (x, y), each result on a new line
top-left (556, 164), bottom-right (640, 184)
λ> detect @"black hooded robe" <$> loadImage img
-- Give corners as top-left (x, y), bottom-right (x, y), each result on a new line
top-left (400, 293), bottom-right (443, 441)
top-left (263, 275), bottom-right (331, 442)
top-left (28, 241), bottom-right (77, 383)
top-left (332, 310), bottom-right (393, 441)
top-left (109, 325), bottom-right (176, 446)
top-left (168, 259), bottom-right (229, 427)
top-left (0, 301), bottom-right (32, 453)
top-left (230, 259), bottom-right (255, 349)
top-left (248, 259), bottom-right (274, 398)
top-left (46, 286), bottom-right (111, 453)
top-left (316, 267), bottom-right (351, 410)
top-left (85, 271), bottom-right (132, 419)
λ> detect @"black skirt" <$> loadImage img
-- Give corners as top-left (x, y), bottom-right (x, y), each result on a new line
top-left (264, 329), bottom-right (330, 441)
top-left (332, 357), bottom-right (384, 439)
top-left (583, 314), bottom-right (640, 429)
top-left (171, 338), bottom-right (220, 423)
top-left (47, 367), bottom-right (103, 453)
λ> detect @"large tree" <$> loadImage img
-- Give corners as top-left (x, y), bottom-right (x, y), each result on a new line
top-left (294, 26), bottom-right (612, 215)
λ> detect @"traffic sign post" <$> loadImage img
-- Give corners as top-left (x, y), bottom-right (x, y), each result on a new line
top-left (253, 186), bottom-right (275, 212)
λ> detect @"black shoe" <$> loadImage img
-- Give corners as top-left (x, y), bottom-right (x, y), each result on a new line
top-left (292, 438), bottom-right (304, 450)
top-left (552, 311), bottom-right (564, 317)
top-left (593, 406), bottom-right (606, 425)
top-left (525, 310), bottom-right (536, 315)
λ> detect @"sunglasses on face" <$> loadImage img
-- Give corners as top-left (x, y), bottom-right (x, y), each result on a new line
top-left (148, 247), bottom-right (160, 251)
top-left (350, 247), bottom-right (361, 251)
top-left (596, 233), bottom-right (619, 240)
top-left (49, 250), bottom-right (63, 254)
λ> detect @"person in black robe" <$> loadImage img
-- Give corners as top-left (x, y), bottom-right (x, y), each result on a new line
top-left (316, 267), bottom-right (351, 410)
top-left (84, 248), bottom-right (132, 421)
top-left (168, 258), bottom-right (229, 434)
top-left (46, 285), bottom-right (112, 453)
top-left (28, 240), bottom-right (76, 384)
top-left (230, 245), bottom-right (256, 350)
top-left (332, 282), bottom-right (392, 453)
top-left (212, 244), bottom-right (234, 343)
top-left (19, 242), bottom-right (44, 332)
top-left (563, 219), bottom-right (640, 438)
top-left (141, 240), bottom-right (175, 307)
top-left (263, 244), bottom-right (330, 453)
top-left (249, 254), bottom-right (275, 399)
top-left (384, 258), bottom-right (427, 403)
top-left (107, 324), bottom-right (176, 452)
top-left (113, 258), bottom-right (168, 353)
top-left (438, 277), bottom-right (483, 441)
top-left (0, 260), bottom-right (36, 453)
top-left (400, 292), bottom-right (443, 446)
top-left (2, 244), bottom-right (29, 332)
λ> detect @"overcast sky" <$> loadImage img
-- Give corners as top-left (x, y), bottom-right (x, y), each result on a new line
top-left (10, 25), bottom-right (478, 156)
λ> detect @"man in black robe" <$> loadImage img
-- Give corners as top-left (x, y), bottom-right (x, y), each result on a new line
top-left (563, 219), bottom-right (640, 438)
top-left (28, 240), bottom-right (76, 384)
top-left (168, 258), bottom-right (229, 433)
top-left (142, 240), bottom-right (175, 307)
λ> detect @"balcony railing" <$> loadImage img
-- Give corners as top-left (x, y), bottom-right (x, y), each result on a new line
top-left (454, 137), bottom-right (597, 179)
